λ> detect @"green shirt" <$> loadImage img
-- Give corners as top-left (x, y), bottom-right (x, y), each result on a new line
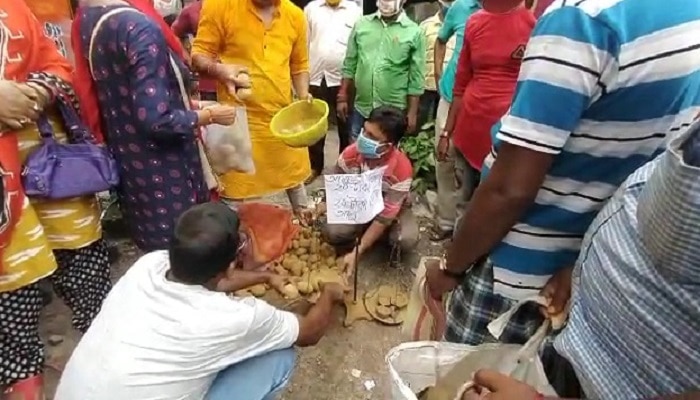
top-left (342, 12), bottom-right (426, 117)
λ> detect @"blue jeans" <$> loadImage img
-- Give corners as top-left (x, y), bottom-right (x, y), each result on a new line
top-left (349, 108), bottom-right (366, 142)
top-left (205, 348), bottom-right (296, 400)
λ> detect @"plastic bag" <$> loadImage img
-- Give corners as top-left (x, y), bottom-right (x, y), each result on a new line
top-left (402, 257), bottom-right (448, 341)
top-left (237, 202), bottom-right (299, 267)
top-left (203, 107), bottom-right (255, 175)
top-left (387, 296), bottom-right (556, 400)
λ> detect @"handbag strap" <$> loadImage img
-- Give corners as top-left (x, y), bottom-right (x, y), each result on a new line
top-left (36, 115), bottom-right (55, 141)
top-left (54, 95), bottom-right (95, 143)
top-left (88, 7), bottom-right (138, 79)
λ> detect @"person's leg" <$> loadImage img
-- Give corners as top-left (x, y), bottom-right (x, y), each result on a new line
top-left (540, 342), bottom-right (583, 398)
top-left (431, 98), bottom-right (457, 240)
top-left (328, 85), bottom-right (350, 153)
top-left (286, 184), bottom-right (309, 211)
top-left (348, 108), bottom-right (365, 143)
top-left (417, 90), bottom-right (439, 128)
top-left (322, 222), bottom-right (361, 248)
top-left (51, 239), bottom-right (112, 333)
top-left (0, 284), bottom-right (46, 400)
top-left (205, 348), bottom-right (296, 400)
top-left (453, 150), bottom-right (479, 233)
top-left (389, 208), bottom-right (419, 253)
top-left (307, 84), bottom-right (326, 180)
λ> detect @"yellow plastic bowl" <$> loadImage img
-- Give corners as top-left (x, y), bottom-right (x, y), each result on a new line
top-left (270, 99), bottom-right (329, 147)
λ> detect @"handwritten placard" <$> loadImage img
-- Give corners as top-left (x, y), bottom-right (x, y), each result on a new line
top-left (324, 167), bottom-right (386, 225)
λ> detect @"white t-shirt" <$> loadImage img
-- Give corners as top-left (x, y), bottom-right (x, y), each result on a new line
top-left (55, 251), bottom-right (299, 400)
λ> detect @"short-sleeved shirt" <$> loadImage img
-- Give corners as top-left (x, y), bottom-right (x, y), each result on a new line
top-left (335, 145), bottom-right (413, 223)
top-left (419, 13), bottom-right (445, 91)
top-left (437, 0), bottom-right (480, 102)
top-left (55, 251), bottom-right (299, 400)
top-left (482, 0), bottom-right (700, 300)
top-left (556, 126), bottom-right (700, 398)
top-left (452, 7), bottom-right (535, 170)
top-left (341, 13), bottom-right (426, 117)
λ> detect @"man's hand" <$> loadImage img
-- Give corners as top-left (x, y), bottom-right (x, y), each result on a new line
top-left (466, 370), bottom-right (540, 400)
top-left (540, 266), bottom-right (573, 317)
top-left (425, 258), bottom-right (459, 300)
top-left (340, 251), bottom-right (357, 283)
top-left (337, 99), bottom-right (349, 121)
top-left (407, 109), bottom-right (417, 133)
top-left (294, 208), bottom-right (314, 227)
top-left (437, 136), bottom-right (450, 161)
top-left (321, 282), bottom-right (347, 303)
top-left (267, 273), bottom-right (290, 294)
top-left (298, 92), bottom-right (313, 103)
top-left (213, 64), bottom-right (250, 96)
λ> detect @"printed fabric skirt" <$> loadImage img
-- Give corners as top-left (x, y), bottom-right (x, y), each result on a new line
top-left (443, 260), bottom-right (582, 398)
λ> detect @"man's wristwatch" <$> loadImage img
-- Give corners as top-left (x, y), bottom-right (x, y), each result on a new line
top-left (439, 256), bottom-right (466, 279)
top-left (440, 130), bottom-right (450, 139)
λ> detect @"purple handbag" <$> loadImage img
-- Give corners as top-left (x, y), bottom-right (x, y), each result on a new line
top-left (22, 96), bottom-right (119, 199)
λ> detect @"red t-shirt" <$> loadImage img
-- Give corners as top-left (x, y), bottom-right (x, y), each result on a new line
top-left (452, 6), bottom-right (535, 170)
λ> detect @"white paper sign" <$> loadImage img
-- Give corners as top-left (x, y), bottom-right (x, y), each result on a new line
top-left (324, 167), bottom-right (386, 225)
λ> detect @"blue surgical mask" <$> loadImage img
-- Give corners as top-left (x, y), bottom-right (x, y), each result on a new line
top-left (357, 131), bottom-right (388, 159)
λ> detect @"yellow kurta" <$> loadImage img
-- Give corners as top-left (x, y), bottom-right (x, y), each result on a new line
top-left (0, 119), bottom-right (102, 293)
top-left (193, 0), bottom-right (311, 199)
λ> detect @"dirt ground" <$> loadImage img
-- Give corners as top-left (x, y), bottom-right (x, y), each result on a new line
top-left (37, 128), bottom-right (445, 399)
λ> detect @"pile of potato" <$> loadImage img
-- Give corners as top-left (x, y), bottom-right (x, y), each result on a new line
top-left (235, 225), bottom-right (346, 300)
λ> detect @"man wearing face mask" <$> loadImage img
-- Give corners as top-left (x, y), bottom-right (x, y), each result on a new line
top-left (322, 106), bottom-right (419, 280)
top-left (304, 0), bottom-right (362, 183)
top-left (338, 0), bottom-right (426, 141)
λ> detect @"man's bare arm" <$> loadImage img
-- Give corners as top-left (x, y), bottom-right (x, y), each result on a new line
top-left (445, 143), bottom-right (554, 274)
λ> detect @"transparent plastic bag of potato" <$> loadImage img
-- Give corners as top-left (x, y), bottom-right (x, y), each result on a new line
top-left (203, 107), bottom-right (255, 174)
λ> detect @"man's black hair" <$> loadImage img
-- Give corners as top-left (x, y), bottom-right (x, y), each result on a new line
top-left (169, 202), bottom-right (241, 285)
top-left (366, 105), bottom-right (408, 145)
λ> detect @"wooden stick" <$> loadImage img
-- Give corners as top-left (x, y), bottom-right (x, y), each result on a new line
top-left (353, 235), bottom-right (360, 302)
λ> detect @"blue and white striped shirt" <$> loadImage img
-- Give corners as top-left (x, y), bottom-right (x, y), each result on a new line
top-left (482, 0), bottom-right (700, 299)
top-left (555, 126), bottom-right (700, 399)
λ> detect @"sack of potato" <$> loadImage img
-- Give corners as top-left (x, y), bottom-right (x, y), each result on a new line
top-left (237, 202), bottom-right (299, 267)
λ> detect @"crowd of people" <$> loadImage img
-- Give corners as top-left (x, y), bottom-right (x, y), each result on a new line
top-left (0, 0), bottom-right (699, 398)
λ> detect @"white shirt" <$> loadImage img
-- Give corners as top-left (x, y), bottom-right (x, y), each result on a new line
top-left (55, 251), bottom-right (299, 400)
top-left (305, 0), bottom-right (361, 87)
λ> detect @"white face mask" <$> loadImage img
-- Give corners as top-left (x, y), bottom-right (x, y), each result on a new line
top-left (377, 0), bottom-right (401, 17)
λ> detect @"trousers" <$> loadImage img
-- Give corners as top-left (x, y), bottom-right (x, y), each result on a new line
top-left (308, 80), bottom-right (350, 173)
top-left (205, 348), bottom-right (296, 400)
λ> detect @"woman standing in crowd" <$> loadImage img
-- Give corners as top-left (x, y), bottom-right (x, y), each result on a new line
top-left (72, 0), bottom-right (238, 252)
top-left (1, 2), bottom-right (112, 398)
top-left (438, 0), bottom-right (535, 208)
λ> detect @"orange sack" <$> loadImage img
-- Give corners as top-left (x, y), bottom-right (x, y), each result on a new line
top-left (237, 202), bottom-right (300, 266)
